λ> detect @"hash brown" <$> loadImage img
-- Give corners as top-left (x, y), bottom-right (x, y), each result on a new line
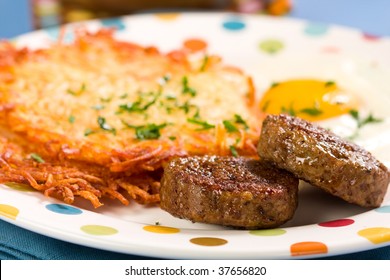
top-left (0, 28), bottom-right (261, 207)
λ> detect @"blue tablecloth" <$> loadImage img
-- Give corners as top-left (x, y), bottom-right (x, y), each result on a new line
top-left (0, 0), bottom-right (389, 260)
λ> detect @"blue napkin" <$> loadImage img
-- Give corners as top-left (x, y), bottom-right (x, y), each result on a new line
top-left (1, 219), bottom-right (388, 260)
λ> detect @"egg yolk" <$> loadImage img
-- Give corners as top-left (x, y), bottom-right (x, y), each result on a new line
top-left (259, 79), bottom-right (358, 121)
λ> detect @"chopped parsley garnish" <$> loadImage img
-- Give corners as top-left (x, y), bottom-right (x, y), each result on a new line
top-left (187, 118), bottom-right (215, 130)
top-left (181, 76), bottom-right (197, 97)
top-left (199, 54), bottom-right (209, 72)
top-left (349, 109), bottom-right (383, 128)
top-left (223, 120), bottom-right (239, 133)
top-left (84, 128), bottom-right (94, 136)
top-left (100, 96), bottom-right (113, 103)
top-left (165, 95), bottom-right (177, 101)
top-left (158, 74), bottom-right (171, 86)
top-left (67, 83), bottom-right (86, 96)
top-left (178, 101), bottom-right (199, 118)
top-left (271, 82), bottom-right (280, 88)
top-left (165, 106), bottom-right (173, 114)
top-left (122, 121), bottom-right (167, 140)
top-left (325, 80), bottom-right (336, 87)
top-left (192, 108), bottom-right (201, 119)
top-left (300, 104), bottom-right (323, 116)
top-left (261, 100), bottom-right (270, 112)
top-left (134, 124), bottom-right (165, 140)
top-left (118, 92), bottom-right (159, 113)
top-left (229, 145), bottom-right (239, 157)
top-left (30, 153), bottom-right (45, 163)
top-left (234, 114), bottom-right (249, 130)
top-left (119, 93), bottom-right (128, 99)
top-left (179, 100), bottom-right (191, 114)
top-left (97, 116), bottom-right (116, 135)
top-left (347, 109), bottom-right (383, 139)
top-left (169, 136), bottom-right (177, 141)
top-left (68, 115), bottom-right (75, 124)
top-left (281, 104), bottom-right (296, 116)
top-left (229, 138), bottom-right (241, 157)
top-left (349, 109), bottom-right (359, 120)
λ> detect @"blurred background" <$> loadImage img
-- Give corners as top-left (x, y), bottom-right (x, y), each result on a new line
top-left (0, 0), bottom-right (290, 38)
top-left (0, 0), bottom-right (389, 38)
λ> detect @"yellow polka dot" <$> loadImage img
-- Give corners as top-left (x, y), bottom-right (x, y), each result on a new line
top-left (3, 182), bottom-right (35, 192)
top-left (143, 225), bottom-right (180, 234)
top-left (190, 237), bottom-right (228, 246)
top-left (155, 13), bottom-right (180, 21)
top-left (358, 227), bottom-right (390, 244)
top-left (0, 204), bottom-right (19, 220)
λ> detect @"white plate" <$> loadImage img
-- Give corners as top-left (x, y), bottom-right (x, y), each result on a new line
top-left (1, 13), bottom-right (390, 259)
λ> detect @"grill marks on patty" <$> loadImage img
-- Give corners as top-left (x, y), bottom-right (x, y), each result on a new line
top-left (257, 114), bottom-right (390, 208)
top-left (160, 156), bottom-right (299, 229)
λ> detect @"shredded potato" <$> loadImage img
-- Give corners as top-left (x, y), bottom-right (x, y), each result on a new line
top-left (0, 28), bottom-right (261, 207)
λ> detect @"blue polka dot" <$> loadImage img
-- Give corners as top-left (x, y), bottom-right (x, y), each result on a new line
top-left (304, 22), bottom-right (329, 36)
top-left (45, 27), bottom-right (75, 43)
top-left (101, 18), bottom-right (126, 31)
top-left (222, 18), bottom-right (246, 31)
top-left (375, 205), bottom-right (390, 213)
top-left (46, 204), bottom-right (83, 215)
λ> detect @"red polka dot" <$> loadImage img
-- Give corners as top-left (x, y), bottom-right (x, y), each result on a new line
top-left (362, 33), bottom-right (381, 41)
top-left (318, 218), bottom-right (354, 227)
top-left (183, 39), bottom-right (207, 53)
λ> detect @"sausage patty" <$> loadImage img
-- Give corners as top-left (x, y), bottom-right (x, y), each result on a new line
top-left (257, 114), bottom-right (390, 208)
top-left (159, 156), bottom-right (299, 229)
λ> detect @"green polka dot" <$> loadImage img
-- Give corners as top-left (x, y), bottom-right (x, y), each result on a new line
top-left (249, 228), bottom-right (287, 236)
top-left (3, 182), bottom-right (35, 192)
top-left (259, 39), bottom-right (284, 54)
top-left (81, 225), bottom-right (118, 236)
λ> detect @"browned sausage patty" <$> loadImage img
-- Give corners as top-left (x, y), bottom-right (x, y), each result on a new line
top-left (257, 114), bottom-right (390, 208)
top-left (160, 156), bottom-right (299, 229)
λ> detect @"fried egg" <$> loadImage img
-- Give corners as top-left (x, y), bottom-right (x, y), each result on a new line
top-left (259, 79), bottom-right (359, 122)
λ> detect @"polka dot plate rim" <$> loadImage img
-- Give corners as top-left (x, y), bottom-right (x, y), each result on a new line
top-left (1, 12), bottom-right (390, 259)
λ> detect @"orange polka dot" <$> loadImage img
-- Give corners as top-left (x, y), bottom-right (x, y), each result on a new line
top-left (190, 237), bottom-right (228, 246)
top-left (290, 241), bottom-right (328, 257)
top-left (358, 227), bottom-right (390, 244)
top-left (183, 39), bottom-right (207, 53)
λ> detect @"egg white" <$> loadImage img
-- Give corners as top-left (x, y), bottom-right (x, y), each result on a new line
top-left (251, 54), bottom-right (390, 167)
